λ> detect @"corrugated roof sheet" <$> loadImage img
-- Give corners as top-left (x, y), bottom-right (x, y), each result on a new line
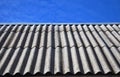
top-left (0, 24), bottom-right (120, 76)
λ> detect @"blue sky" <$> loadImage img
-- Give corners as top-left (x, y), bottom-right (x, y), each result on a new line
top-left (0, 0), bottom-right (120, 23)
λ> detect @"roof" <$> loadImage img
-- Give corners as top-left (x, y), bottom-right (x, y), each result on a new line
top-left (0, 24), bottom-right (120, 76)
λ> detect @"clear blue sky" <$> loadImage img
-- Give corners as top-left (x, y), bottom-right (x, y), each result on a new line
top-left (0, 0), bottom-right (120, 23)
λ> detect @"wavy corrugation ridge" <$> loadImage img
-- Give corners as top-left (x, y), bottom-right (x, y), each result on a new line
top-left (0, 24), bottom-right (120, 76)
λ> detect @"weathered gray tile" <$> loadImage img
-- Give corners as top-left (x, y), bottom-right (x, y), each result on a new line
top-left (0, 24), bottom-right (120, 76)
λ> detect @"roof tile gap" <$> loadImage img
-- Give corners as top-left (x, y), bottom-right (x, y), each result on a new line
top-left (85, 45), bottom-right (91, 48)
top-left (31, 46), bottom-right (39, 49)
top-left (104, 30), bottom-right (109, 33)
top-left (93, 45), bottom-right (99, 48)
top-left (46, 46), bottom-right (55, 49)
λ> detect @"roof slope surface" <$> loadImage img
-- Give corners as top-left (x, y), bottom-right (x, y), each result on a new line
top-left (0, 24), bottom-right (120, 76)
